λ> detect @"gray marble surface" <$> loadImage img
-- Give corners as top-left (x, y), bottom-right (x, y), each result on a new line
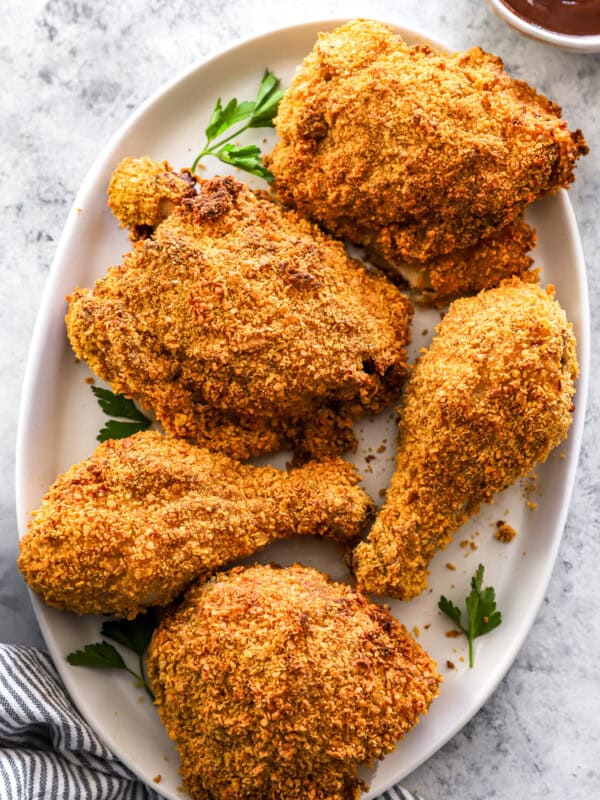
top-left (1, 1), bottom-right (599, 798)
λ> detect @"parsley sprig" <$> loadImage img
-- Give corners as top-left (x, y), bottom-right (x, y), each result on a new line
top-left (67, 614), bottom-right (157, 699)
top-left (191, 69), bottom-right (284, 181)
top-left (91, 385), bottom-right (151, 442)
top-left (438, 564), bottom-right (502, 668)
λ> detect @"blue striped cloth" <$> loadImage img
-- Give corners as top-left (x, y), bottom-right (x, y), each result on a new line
top-left (0, 645), bottom-right (158, 800)
top-left (0, 644), bottom-right (423, 800)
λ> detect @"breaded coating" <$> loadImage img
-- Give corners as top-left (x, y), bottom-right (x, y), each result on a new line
top-left (352, 279), bottom-right (578, 599)
top-left (267, 19), bottom-right (587, 290)
top-left (374, 216), bottom-right (537, 307)
top-left (18, 431), bottom-right (373, 618)
top-left (107, 156), bottom-right (195, 231)
top-left (147, 564), bottom-right (441, 800)
top-left (67, 161), bottom-right (413, 461)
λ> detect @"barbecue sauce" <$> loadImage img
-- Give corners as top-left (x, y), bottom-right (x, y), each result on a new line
top-left (501, 0), bottom-right (600, 36)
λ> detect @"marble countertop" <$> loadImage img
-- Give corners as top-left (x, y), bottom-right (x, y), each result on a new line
top-left (1, 1), bottom-right (599, 798)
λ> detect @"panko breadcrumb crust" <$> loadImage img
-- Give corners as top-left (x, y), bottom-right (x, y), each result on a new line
top-left (373, 216), bottom-right (538, 307)
top-left (18, 431), bottom-right (374, 618)
top-left (67, 159), bottom-right (413, 461)
top-left (267, 19), bottom-right (587, 299)
top-left (147, 564), bottom-right (441, 800)
top-left (107, 155), bottom-right (195, 231)
top-left (352, 279), bottom-right (578, 599)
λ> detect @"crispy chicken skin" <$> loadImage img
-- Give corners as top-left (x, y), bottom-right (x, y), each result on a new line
top-left (18, 431), bottom-right (374, 618)
top-left (68, 158), bottom-right (413, 461)
top-left (107, 155), bottom-right (195, 231)
top-left (374, 216), bottom-right (537, 307)
top-left (352, 279), bottom-right (578, 599)
top-left (147, 564), bottom-right (441, 800)
top-left (267, 20), bottom-right (587, 297)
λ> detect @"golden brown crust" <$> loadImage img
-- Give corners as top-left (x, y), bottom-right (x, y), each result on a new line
top-left (373, 216), bottom-right (537, 307)
top-left (146, 564), bottom-right (441, 800)
top-left (67, 167), bottom-right (413, 461)
top-left (352, 279), bottom-right (578, 599)
top-left (18, 431), bottom-right (374, 618)
top-left (267, 19), bottom-right (587, 269)
top-left (107, 156), bottom-right (195, 230)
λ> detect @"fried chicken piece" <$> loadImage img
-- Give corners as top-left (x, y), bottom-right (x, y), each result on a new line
top-left (67, 159), bottom-right (413, 461)
top-left (18, 431), bottom-right (374, 618)
top-left (107, 155), bottom-right (195, 231)
top-left (373, 216), bottom-right (537, 307)
top-left (147, 563), bottom-right (441, 800)
top-left (352, 279), bottom-right (578, 599)
top-left (267, 19), bottom-right (587, 295)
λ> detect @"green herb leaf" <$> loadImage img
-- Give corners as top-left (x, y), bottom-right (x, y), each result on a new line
top-left (67, 642), bottom-right (127, 670)
top-left (217, 143), bottom-right (274, 180)
top-left (192, 68), bottom-right (283, 181)
top-left (97, 419), bottom-right (150, 443)
top-left (205, 97), bottom-right (256, 141)
top-left (250, 70), bottom-right (284, 127)
top-left (91, 386), bottom-right (149, 422)
top-left (438, 595), bottom-right (465, 631)
top-left (91, 386), bottom-right (152, 442)
top-left (229, 100), bottom-right (257, 126)
top-left (438, 564), bottom-right (502, 668)
top-left (205, 97), bottom-right (225, 140)
top-left (255, 69), bottom-right (280, 107)
top-left (67, 625), bottom-right (156, 701)
top-left (101, 613), bottom-right (157, 656)
top-left (248, 94), bottom-right (284, 128)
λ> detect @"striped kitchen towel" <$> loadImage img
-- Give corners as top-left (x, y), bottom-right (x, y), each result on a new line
top-left (0, 643), bottom-right (424, 800)
top-left (0, 644), bottom-right (158, 799)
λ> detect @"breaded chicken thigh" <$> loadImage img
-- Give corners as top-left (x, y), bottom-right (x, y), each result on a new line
top-left (67, 158), bottom-right (413, 461)
top-left (371, 216), bottom-right (537, 307)
top-left (352, 279), bottom-right (578, 599)
top-left (267, 19), bottom-right (587, 301)
top-left (18, 431), bottom-right (373, 618)
top-left (147, 564), bottom-right (441, 800)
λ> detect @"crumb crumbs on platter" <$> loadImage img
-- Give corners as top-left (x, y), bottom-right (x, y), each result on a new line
top-left (153, 775), bottom-right (162, 784)
top-left (495, 520), bottom-right (517, 542)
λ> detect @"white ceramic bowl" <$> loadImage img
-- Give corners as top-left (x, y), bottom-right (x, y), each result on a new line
top-left (488, 0), bottom-right (600, 52)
